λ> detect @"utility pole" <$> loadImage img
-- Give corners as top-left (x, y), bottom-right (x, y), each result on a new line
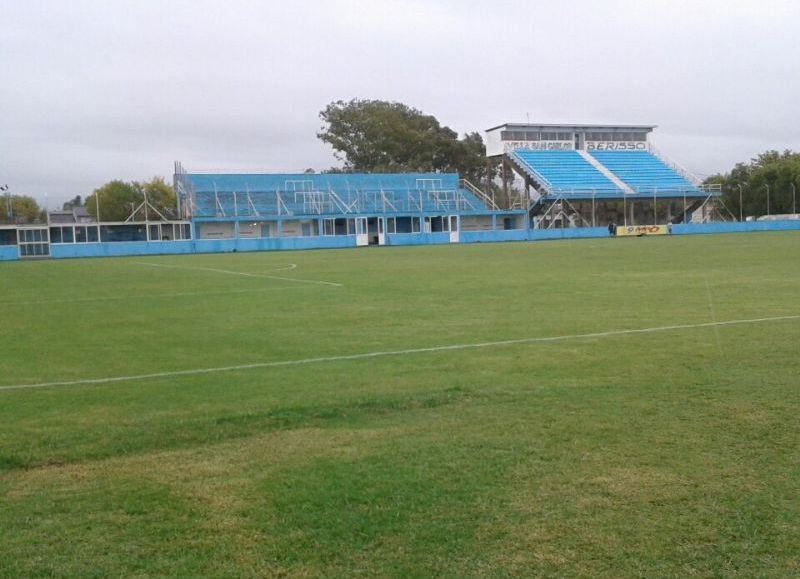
top-left (737, 183), bottom-right (743, 221)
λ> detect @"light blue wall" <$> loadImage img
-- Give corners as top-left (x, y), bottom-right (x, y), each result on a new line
top-left (0, 246), bottom-right (18, 261)
top-left (51, 241), bottom-right (196, 259)
top-left (48, 236), bottom-right (357, 259)
top-left (3, 221), bottom-right (798, 262)
top-left (460, 230), bottom-right (528, 243)
top-left (385, 232), bottom-right (452, 246)
top-left (672, 221), bottom-right (800, 235)
top-left (195, 236), bottom-right (356, 253)
top-left (530, 227), bottom-right (610, 240)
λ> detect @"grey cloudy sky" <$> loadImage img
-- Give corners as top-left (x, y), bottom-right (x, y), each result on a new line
top-left (2, 0), bottom-right (799, 207)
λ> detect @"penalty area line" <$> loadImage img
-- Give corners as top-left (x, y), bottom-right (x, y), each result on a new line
top-left (1, 313), bottom-right (798, 393)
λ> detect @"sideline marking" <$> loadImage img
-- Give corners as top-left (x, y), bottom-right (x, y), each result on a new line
top-left (134, 262), bottom-right (342, 287)
top-left (2, 314), bottom-right (798, 393)
top-left (705, 278), bottom-right (724, 356)
top-left (0, 286), bottom-right (299, 307)
top-left (268, 263), bottom-right (297, 271)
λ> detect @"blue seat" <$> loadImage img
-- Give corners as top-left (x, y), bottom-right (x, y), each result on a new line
top-left (589, 151), bottom-right (698, 194)
top-left (512, 150), bottom-right (622, 196)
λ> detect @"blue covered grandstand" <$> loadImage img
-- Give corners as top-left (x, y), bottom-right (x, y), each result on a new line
top-left (186, 172), bottom-right (494, 218)
top-left (175, 168), bottom-right (527, 246)
top-left (486, 122), bottom-right (721, 228)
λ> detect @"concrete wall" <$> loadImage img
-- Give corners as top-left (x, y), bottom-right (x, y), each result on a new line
top-left (197, 222), bottom-right (235, 239)
top-left (238, 222), bottom-right (260, 238)
top-left (460, 216), bottom-right (494, 231)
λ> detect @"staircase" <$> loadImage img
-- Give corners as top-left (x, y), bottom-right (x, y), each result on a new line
top-left (506, 150), bottom-right (553, 194)
top-left (577, 150), bottom-right (634, 194)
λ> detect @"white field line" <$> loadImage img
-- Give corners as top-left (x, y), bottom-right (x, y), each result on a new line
top-left (0, 286), bottom-right (299, 307)
top-left (1, 313), bottom-right (798, 393)
top-left (267, 263), bottom-right (297, 271)
top-left (134, 262), bottom-right (342, 287)
top-left (704, 278), bottom-right (724, 356)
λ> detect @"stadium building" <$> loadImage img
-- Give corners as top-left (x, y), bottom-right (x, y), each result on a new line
top-left (6, 121), bottom-right (799, 262)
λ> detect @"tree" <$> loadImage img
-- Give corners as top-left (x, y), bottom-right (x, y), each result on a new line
top-left (85, 180), bottom-right (141, 222)
top-left (85, 178), bottom-right (177, 222)
top-left (704, 150), bottom-right (800, 219)
top-left (0, 194), bottom-right (43, 224)
top-left (62, 195), bottom-right (83, 211)
top-left (317, 99), bottom-right (493, 185)
top-left (139, 177), bottom-right (177, 220)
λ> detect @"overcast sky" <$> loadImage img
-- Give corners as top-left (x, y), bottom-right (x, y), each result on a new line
top-left (2, 0), bottom-right (799, 207)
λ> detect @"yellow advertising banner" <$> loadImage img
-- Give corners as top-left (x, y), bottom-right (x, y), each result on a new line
top-left (616, 224), bottom-right (669, 237)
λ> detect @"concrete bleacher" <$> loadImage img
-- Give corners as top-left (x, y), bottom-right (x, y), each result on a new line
top-left (589, 151), bottom-right (698, 194)
top-left (512, 150), bottom-right (622, 196)
top-left (187, 172), bottom-right (492, 217)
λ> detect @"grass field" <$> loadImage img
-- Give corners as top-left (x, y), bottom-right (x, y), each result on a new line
top-left (1, 232), bottom-right (799, 577)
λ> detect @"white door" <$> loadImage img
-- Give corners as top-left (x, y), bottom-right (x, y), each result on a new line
top-left (356, 217), bottom-right (368, 246)
top-left (448, 215), bottom-right (459, 243)
top-left (377, 217), bottom-right (385, 245)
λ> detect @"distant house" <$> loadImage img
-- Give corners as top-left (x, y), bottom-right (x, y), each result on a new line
top-left (48, 207), bottom-right (95, 224)
top-left (74, 207), bottom-right (93, 223)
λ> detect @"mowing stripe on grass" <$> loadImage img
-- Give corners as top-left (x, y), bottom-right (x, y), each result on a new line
top-left (0, 286), bottom-right (300, 307)
top-left (134, 262), bottom-right (343, 287)
top-left (2, 313), bottom-right (798, 393)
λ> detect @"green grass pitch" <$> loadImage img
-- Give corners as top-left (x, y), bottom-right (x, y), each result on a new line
top-left (1, 232), bottom-right (799, 577)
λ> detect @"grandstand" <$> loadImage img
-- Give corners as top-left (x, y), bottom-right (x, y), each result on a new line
top-left (486, 123), bottom-right (723, 228)
top-left (0, 121), bottom-right (767, 262)
top-left (176, 168), bottom-right (525, 246)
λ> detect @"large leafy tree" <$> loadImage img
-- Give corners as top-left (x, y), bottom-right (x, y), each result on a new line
top-left (1, 194), bottom-right (43, 224)
top-left (317, 99), bottom-right (491, 184)
top-left (705, 150), bottom-right (800, 219)
top-left (85, 177), bottom-right (177, 222)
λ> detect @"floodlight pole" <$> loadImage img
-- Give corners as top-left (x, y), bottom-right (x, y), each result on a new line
top-left (792, 182), bottom-right (797, 215)
top-left (737, 184), bottom-right (743, 221)
top-left (765, 183), bottom-right (770, 217)
top-left (95, 187), bottom-right (102, 241)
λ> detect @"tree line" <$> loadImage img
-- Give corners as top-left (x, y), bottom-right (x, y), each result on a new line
top-left (704, 150), bottom-right (800, 219)
top-left (3, 100), bottom-right (797, 224)
top-left (0, 177), bottom-right (177, 225)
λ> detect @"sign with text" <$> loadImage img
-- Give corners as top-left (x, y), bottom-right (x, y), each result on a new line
top-left (504, 141), bottom-right (574, 152)
top-left (616, 224), bottom-right (669, 236)
top-left (586, 141), bottom-right (648, 151)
